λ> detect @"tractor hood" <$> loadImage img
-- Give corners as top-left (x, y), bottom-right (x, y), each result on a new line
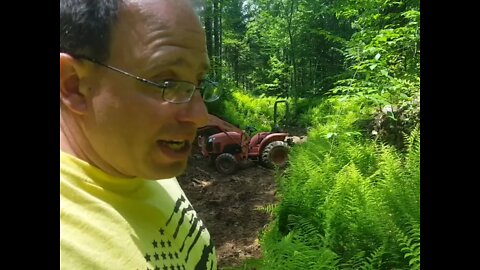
top-left (199, 114), bottom-right (244, 134)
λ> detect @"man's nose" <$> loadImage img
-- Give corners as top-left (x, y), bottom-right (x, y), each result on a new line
top-left (176, 91), bottom-right (209, 127)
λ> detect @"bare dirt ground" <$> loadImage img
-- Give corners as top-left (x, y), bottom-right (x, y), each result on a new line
top-left (177, 152), bottom-right (277, 268)
top-left (177, 135), bottom-right (307, 269)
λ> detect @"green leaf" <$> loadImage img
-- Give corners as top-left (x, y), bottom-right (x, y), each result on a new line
top-left (369, 64), bottom-right (378, 70)
top-left (409, 257), bottom-right (420, 266)
top-left (345, 131), bottom-right (361, 137)
top-left (374, 53), bottom-right (381, 60)
top-left (311, 137), bottom-right (332, 152)
top-left (325, 133), bottom-right (336, 139)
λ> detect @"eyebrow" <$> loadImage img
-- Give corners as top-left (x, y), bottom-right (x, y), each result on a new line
top-left (146, 57), bottom-right (210, 77)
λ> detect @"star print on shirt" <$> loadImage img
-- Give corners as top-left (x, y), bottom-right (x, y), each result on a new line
top-left (143, 195), bottom-right (216, 270)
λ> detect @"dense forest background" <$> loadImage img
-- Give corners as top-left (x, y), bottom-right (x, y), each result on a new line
top-left (196, 0), bottom-right (420, 269)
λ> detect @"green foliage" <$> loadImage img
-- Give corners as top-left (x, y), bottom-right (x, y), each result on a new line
top-left (376, 129), bottom-right (420, 229)
top-left (260, 223), bottom-right (340, 270)
top-left (202, 0), bottom-right (419, 103)
top-left (326, 1), bottom-right (420, 149)
top-left (301, 96), bottom-right (372, 136)
top-left (396, 222), bottom-right (420, 269)
top-left (199, 1), bottom-right (420, 269)
top-left (214, 90), bottom-right (291, 132)
top-left (330, 0), bottom-right (420, 118)
top-left (256, 203), bottom-right (279, 216)
top-left (258, 124), bottom-right (420, 269)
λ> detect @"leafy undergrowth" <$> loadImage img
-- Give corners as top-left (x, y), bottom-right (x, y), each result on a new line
top-left (256, 124), bottom-right (420, 270)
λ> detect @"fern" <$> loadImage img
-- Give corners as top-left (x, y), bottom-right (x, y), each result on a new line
top-left (256, 94), bottom-right (420, 269)
top-left (391, 221), bottom-right (420, 270)
top-left (321, 163), bottom-right (386, 265)
top-left (256, 203), bottom-right (279, 215)
top-left (404, 125), bottom-right (420, 185)
top-left (219, 91), bottom-right (293, 131)
top-left (287, 214), bottom-right (324, 248)
top-left (338, 251), bottom-right (366, 270)
top-left (358, 246), bottom-right (386, 270)
top-left (376, 137), bottom-right (420, 228)
top-left (260, 224), bottom-right (339, 270)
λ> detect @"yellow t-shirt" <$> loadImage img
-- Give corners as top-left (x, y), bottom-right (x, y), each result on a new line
top-left (60, 151), bottom-right (217, 270)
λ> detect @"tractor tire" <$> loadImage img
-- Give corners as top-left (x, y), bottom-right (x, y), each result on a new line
top-left (261, 141), bottom-right (289, 169)
top-left (215, 153), bottom-right (239, 175)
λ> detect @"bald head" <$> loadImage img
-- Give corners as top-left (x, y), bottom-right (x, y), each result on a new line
top-left (60, 0), bottom-right (202, 62)
top-left (125, 0), bottom-right (199, 24)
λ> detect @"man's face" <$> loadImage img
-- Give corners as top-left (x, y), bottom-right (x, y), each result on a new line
top-left (80, 0), bottom-right (209, 179)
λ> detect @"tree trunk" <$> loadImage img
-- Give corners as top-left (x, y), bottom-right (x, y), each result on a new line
top-left (213, 0), bottom-right (221, 80)
top-left (287, 0), bottom-right (298, 107)
top-left (205, 1), bottom-right (213, 65)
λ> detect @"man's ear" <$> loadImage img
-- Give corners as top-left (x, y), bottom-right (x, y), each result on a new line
top-left (60, 53), bottom-right (88, 114)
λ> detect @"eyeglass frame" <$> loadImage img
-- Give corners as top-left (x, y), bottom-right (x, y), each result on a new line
top-left (64, 53), bottom-right (220, 104)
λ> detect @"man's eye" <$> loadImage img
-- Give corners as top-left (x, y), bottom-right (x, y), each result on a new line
top-left (149, 75), bottom-right (173, 84)
top-left (163, 81), bottom-right (179, 88)
top-left (154, 80), bottom-right (167, 85)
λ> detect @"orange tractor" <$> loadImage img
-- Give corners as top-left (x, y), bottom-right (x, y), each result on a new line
top-left (197, 100), bottom-right (292, 174)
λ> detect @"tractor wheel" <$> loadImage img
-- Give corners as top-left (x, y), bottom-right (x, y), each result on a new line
top-left (261, 141), bottom-right (289, 169)
top-left (215, 153), bottom-right (239, 175)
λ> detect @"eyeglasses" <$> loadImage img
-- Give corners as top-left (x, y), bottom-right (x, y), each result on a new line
top-left (73, 55), bottom-right (221, 104)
